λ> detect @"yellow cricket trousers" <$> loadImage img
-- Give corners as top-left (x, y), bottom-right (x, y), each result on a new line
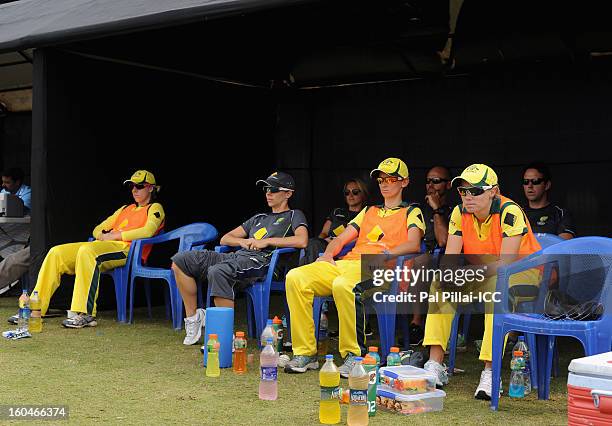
top-left (32, 241), bottom-right (130, 317)
top-left (423, 268), bottom-right (540, 362)
top-left (286, 259), bottom-right (366, 358)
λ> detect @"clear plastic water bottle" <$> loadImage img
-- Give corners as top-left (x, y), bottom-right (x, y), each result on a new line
top-left (17, 290), bottom-right (30, 332)
top-left (259, 338), bottom-right (278, 400)
top-left (260, 319), bottom-right (278, 348)
top-left (347, 356), bottom-right (369, 426)
top-left (513, 336), bottom-right (531, 395)
top-left (386, 347), bottom-right (401, 366)
top-left (509, 350), bottom-right (525, 398)
top-left (319, 354), bottom-right (341, 424)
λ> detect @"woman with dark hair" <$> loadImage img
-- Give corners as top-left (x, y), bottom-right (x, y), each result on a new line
top-left (301, 178), bottom-right (369, 264)
top-left (9, 170), bottom-right (165, 329)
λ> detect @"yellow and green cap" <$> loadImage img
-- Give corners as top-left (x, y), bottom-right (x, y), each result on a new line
top-left (369, 158), bottom-right (409, 179)
top-left (123, 170), bottom-right (156, 185)
top-left (451, 164), bottom-right (498, 188)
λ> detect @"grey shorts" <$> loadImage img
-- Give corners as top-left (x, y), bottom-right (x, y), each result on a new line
top-left (171, 249), bottom-right (270, 300)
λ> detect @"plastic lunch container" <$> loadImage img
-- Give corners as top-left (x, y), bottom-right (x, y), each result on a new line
top-left (378, 365), bottom-right (437, 395)
top-left (376, 387), bottom-right (446, 415)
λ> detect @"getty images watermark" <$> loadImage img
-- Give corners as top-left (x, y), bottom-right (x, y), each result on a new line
top-left (371, 264), bottom-right (501, 303)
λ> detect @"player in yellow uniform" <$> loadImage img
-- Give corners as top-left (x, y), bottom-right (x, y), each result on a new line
top-left (284, 158), bottom-right (425, 377)
top-left (30, 170), bottom-right (165, 329)
top-left (422, 164), bottom-right (541, 400)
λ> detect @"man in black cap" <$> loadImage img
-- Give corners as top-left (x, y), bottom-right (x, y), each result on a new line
top-left (171, 171), bottom-right (309, 346)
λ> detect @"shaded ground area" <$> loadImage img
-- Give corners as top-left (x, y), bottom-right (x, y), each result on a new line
top-left (0, 292), bottom-right (572, 425)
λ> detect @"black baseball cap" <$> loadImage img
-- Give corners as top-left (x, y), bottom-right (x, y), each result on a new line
top-left (256, 171), bottom-right (296, 191)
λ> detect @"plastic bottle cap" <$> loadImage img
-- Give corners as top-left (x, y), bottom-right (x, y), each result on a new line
top-left (325, 354), bottom-right (334, 360)
top-left (273, 316), bottom-right (282, 324)
top-left (209, 333), bottom-right (218, 339)
top-left (354, 356), bottom-right (363, 362)
top-left (518, 336), bottom-right (525, 341)
top-left (368, 346), bottom-right (378, 352)
top-left (266, 338), bottom-right (273, 344)
top-left (363, 355), bottom-right (376, 365)
top-left (390, 347), bottom-right (399, 353)
top-left (236, 331), bottom-right (245, 337)
top-left (513, 350), bottom-right (523, 356)
top-left (266, 319), bottom-right (273, 325)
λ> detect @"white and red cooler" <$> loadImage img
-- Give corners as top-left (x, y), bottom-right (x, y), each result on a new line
top-left (568, 351), bottom-right (612, 425)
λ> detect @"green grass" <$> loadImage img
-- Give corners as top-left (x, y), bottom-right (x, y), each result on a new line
top-left (0, 295), bottom-right (571, 425)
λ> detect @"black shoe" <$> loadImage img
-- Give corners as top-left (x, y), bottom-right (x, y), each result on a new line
top-left (409, 323), bottom-right (424, 346)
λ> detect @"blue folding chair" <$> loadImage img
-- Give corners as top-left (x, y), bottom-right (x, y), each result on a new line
top-left (206, 246), bottom-right (299, 341)
top-left (128, 223), bottom-right (218, 329)
top-left (448, 232), bottom-right (565, 377)
top-left (490, 236), bottom-right (612, 410)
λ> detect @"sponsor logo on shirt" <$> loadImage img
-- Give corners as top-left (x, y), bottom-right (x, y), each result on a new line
top-left (537, 215), bottom-right (549, 226)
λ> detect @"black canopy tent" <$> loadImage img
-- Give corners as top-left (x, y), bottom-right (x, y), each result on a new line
top-left (0, 0), bottom-right (611, 300)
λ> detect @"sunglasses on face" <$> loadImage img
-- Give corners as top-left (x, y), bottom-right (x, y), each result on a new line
top-left (426, 177), bottom-right (449, 184)
top-left (523, 178), bottom-right (546, 186)
top-left (129, 182), bottom-right (149, 190)
top-left (263, 186), bottom-right (292, 194)
top-left (457, 186), bottom-right (491, 197)
top-left (344, 189), bottom-right (362, 196)
top-left (377, 176), bottom-right (402, 185)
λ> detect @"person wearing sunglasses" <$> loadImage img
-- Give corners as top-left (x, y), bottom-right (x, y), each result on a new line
top-left (301, 178), bottom-right (370, 265)
top-left (422, 163), bottom-right (541, 401)
top-left (522, 162), bottom-right (575, 239)
top-left (284, 158), bottom-right (425, 376)
top-left (171, 171), bottom-right (308, 346)
top-left (423, 166), bottom-right (453, 253)
top-left (11, 170), bottom-right (165, 329)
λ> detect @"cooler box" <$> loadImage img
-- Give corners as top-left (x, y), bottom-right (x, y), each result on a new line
top-left (568, 351), bottom-right (612, 426)
top-left (378, 365), bottom-right (437, 395)
top-left (376, 387), bottom-right (446, 415)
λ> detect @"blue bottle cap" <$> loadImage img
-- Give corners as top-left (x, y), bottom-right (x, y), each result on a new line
top-left (354, 356), bottom-right (363, 362)
top-left (267, 319), bottom-right (273, 325)
top-left (266, 338), bottom-right (273, 344)
top-left (325, 354), bottom-right (333, 360)
top-left (518, 336), bottom-right (525, 341)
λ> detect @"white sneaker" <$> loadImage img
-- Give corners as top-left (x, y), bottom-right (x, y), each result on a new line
top-left (424, 360), bottom-right (449, 388)
top-left (278, 354), bottom-right (291, 368)
top-left (474, 368), bottom-right (502, 401)
top-left (183, 308), bottom-right (205, 345)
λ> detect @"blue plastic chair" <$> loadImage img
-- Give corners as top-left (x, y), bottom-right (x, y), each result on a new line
top-left (447, 233), bottom-right (565, 377)
top-left (206, 246), bottom-right (299, 341)
top-left (490, 236), bottom-right (612, 410)
top-left (128, 223), bottom-right (218, 329)
top-left (87, 237), bottom-right (141, 323)
top-left (313, 242), bottom-right (425, 360)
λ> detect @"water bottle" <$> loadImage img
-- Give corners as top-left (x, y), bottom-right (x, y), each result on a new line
top-left (206, 333), bottom-right (220, 377)
top-left (319, 354), bottom-right (341, 424)
top-left (260, 319), bottom-right (278, 348)
top-left (318, 312), bottom-right (329, 356)
top-left (29, 291), bottom-right (42, 333)
top-left (513, 336), bottom-right (531, 395)
top-left (233, 331), bottom-right (247, 374)
top-left (509, 350), bottom-right (525, 398)
top-left (17, 290), bottom-right (30, 332)
top-left (386, 347), bottom-right (401, 366)
top-left (272, 316), bottom-right (283, 354)
top-left (259, 338), bottom-right (278, 400)
top-left (347, 357), bottom-right (368, 426)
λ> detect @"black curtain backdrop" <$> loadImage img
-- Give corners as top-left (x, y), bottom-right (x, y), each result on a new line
top-left (275, 70), bottom-right (612, 237)
top-left (29, 48), bottom-right (612, 311)
top-left (31, 48), bottom-right (277, 308)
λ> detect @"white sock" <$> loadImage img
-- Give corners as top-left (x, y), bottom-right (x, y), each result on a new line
top-left (186, 312), bottom-right (198, 321)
